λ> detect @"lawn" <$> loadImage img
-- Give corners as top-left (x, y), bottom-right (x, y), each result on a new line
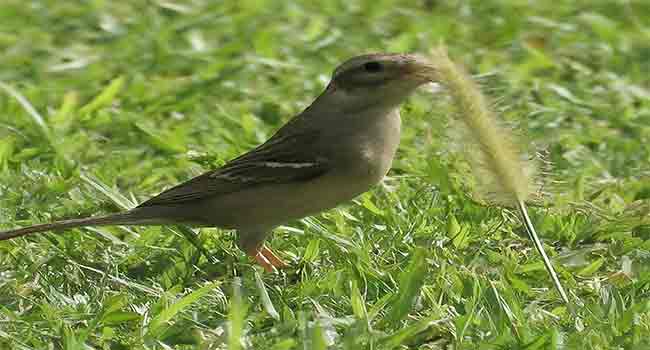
top-left (1, 1), bottom-right (650, 349)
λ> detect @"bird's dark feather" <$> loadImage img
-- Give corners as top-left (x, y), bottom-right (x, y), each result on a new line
top-left (137, 128), bottom-right (327, 207)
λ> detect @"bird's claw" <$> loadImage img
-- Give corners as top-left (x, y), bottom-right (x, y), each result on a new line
top-left (252, 245), bottom-right (287, 272)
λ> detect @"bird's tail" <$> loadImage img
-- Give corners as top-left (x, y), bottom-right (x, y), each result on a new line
top-left (0, 208), bottom-right (166, 241)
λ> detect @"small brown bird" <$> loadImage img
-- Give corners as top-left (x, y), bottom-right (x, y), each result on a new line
top-left (0, 54), bottom-right (435, 271)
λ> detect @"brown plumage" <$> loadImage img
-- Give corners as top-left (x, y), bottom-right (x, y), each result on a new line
top-left (0, 54), bottom-right (435, 271)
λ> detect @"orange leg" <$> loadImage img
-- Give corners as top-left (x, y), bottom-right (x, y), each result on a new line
top-left (260, 246), bottom-right (287, 269)
top-left (248, 244), bottom-right (287, 272)
top-left (254, 251), bottom-right (275, 273)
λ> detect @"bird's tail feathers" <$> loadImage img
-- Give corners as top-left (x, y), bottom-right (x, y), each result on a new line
top-left (0, 209), bottom-right (163, 241)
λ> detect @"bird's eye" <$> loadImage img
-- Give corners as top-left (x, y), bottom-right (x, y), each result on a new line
top-left (363, 61), bottom-right (383, 73)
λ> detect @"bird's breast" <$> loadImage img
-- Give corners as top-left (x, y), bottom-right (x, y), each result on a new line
top-left (335, 108), bottom-right (402, 187)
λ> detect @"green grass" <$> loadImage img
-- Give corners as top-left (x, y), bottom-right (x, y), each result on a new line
top-left (1, 1), bottom-right (650, 348)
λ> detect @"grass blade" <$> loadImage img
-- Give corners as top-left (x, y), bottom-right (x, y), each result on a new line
top-left (383, 247), bottom-right (427, 325)
top-left (255, 270), bottom-right (280, 320)
top-left (0, 81), bottom-right (50, 137)
top-left (80, 173), bottom-right (136, 210)
top-left (380, 315), bottom-right (448, 349)
top-left (147, 280), bottom-right (221, 337)
top-left (79, 76), bottom-right (125, 115)
top-left (517, 201), bottom-right (570, 306)
top-left (228, 278), bottom-right (247, 350)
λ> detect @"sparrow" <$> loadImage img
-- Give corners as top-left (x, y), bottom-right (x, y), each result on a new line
top-left (0, 53), bottom-right (435, 272)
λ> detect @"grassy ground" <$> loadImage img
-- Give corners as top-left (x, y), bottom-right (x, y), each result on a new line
top-left (1, 1), bottom-right (649, 349)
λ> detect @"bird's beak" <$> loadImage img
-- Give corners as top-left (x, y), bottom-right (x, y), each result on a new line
top-left (403, 55), bottom-right (438, 84)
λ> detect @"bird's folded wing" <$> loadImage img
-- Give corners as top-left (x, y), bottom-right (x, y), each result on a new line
top-left (137, 130), bottom-right (328, 207)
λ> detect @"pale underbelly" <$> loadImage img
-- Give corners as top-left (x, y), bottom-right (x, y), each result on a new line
top-left (196, 169), bottom-right (383, 231)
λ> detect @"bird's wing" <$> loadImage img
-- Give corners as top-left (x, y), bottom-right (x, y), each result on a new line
top-left (137, 129), bottom-right (328, 207)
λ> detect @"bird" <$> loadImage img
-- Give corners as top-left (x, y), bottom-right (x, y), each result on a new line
top-left (0, 54), bottom-right (436, 272)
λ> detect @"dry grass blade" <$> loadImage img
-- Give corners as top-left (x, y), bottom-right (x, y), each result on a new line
top-left (517, 201), bottom-right (570, 305)
top-left (427, 45), bottom-right (570, 306)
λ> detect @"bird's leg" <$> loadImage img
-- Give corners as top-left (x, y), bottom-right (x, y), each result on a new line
top-left (252, 249), bottom-right (275, 273)
top-left (248, 245), bottom-right (286, 272)
top-left (241, 241), bottom-right (285, 272)
top-left (239, 231), bottom-right (286, 272)
top-left (260, 245), bottom-right (287, 269)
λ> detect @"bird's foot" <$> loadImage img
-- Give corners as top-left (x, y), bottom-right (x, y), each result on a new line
top-left (252, 245), bottom-right (287, 272)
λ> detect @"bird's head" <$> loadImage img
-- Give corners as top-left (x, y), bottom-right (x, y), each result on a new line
top-left (325, 53), bottom-right (436, 112)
